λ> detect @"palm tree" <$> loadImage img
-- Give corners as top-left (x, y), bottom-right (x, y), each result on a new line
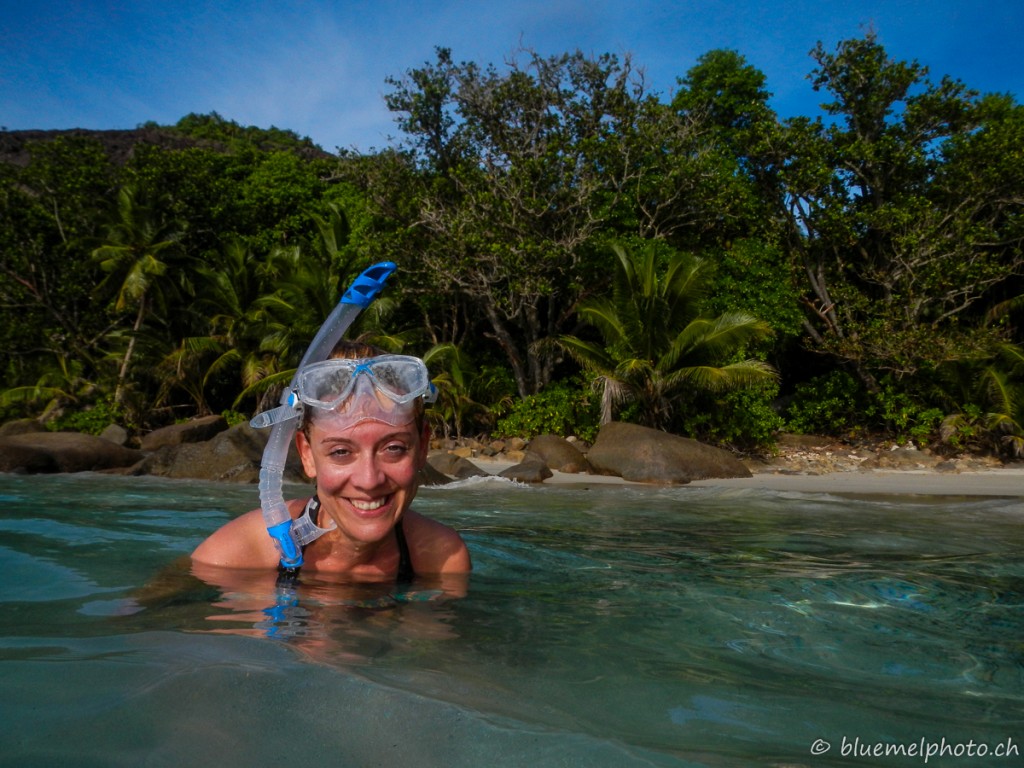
top-left (938, 300), bottom-right (1024, 458)
top-left (310, 201), bottom-right (351, 266)
top-left (422, 343), bottom-right (493, 440)
top-left (0, 354), bottom-right (97, 422)
top-left (232, 243), bottom-right (378, 414)
top-left (981, 353), bottom-right (1024, 458)
top-left (555, 243), bottom-right (777, 430)
top-left (165, 204), bottom-right (366, 417)
top-left (91, 184), bottom-right (186, 409)
top-left (153, 239), bottom-right (262, 415)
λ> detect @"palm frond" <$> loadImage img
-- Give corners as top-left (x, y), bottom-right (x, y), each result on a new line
top-left (561, 241), bottom-right (777, 428)
top-left (233, 368), bottom-right (296, 410)
top-left (665, 360), bottom-right (778, 393)
top-left (0, 385), bottom-right (70, 409)
top-left (553, 335), bottom-right (618, 375)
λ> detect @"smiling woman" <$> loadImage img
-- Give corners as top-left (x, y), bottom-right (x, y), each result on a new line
top-left (190, 340), bottom-right (472, 580)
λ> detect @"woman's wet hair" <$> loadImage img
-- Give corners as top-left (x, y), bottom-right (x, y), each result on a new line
top-left (327, 339), bottom-right (389, 360)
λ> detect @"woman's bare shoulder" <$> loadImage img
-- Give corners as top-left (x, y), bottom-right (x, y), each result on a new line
top-left (403, 509), bottom-right (472, 574)
top-left (190, 507), bottom-right (280, 568)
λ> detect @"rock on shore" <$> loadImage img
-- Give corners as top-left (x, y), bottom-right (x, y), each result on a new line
top-left (587, 422), bottom-right (751, 483)
top-left (1, 418), bottom-right (765, 486)
top-left (1, 416), bottom-right (1011, 487)
top-left (0, 431), bottom-right (145, 473)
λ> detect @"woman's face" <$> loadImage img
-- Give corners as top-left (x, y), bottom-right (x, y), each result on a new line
top-left (296, 413), bottom-right (428, 545)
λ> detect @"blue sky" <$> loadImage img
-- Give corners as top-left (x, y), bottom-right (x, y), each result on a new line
top-left (3, 1), bottom-right (1022, 153)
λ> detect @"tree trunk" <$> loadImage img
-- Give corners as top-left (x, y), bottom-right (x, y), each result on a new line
top-left (114, 294), bottom-right (146, 408)
top-left (482, 300), bottom-right (529, 399)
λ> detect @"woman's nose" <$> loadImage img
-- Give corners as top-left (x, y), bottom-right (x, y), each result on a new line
top-left (350, 453), bottom-right (384, 488)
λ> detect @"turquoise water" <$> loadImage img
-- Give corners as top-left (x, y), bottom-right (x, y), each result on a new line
top-left (1, 472), bottom-right (1023, 767)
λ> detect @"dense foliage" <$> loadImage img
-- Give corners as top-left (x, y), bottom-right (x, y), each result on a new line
top-left (2, 35), bottom-right (1022, 456)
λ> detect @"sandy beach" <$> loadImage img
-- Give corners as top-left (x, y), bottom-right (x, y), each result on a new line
top-left (467, 457), bottom-right (1024, 497)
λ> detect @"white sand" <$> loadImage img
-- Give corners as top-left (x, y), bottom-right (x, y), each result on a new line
top-left (469, 458), bottom-right (1024, 496)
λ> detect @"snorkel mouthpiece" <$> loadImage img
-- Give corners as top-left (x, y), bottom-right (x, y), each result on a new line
top-left (254, 262), bottom-right (397, 570)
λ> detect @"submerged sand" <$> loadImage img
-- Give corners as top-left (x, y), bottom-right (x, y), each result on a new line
top-left (685, 468), bottom-right (1024, 497)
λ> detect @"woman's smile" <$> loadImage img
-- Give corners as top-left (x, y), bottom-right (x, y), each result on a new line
top-left (350, 496), bottom-right (388, 512)
top-left (347, 494), bottom-right (394, 518)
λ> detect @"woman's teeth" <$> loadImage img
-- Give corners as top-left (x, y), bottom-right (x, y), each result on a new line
top-left (351, 497), bottom-right (387, 511)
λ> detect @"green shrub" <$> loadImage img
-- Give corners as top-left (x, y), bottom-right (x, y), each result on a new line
top-left (869, 382), bottom-right (943, 444)
top-left (48, 398), bottom-right (128, 435)
top-left (677, 381), bottom-right (784, 450)
top-left (784, 371), bottom-right (867, 436)
top-left (221, 409), bottom-right (249, 427)
top-left (493, 380), bottom-right (600, 442)
top-left (785, 371), bottom-right (945, 443)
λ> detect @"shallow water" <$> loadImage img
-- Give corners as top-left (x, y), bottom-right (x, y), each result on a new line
top-left (1, 472), bottom-right (1023, 767)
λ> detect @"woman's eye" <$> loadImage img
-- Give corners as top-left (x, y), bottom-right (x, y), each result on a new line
top-left (382, 443), bottom-right (409, 458)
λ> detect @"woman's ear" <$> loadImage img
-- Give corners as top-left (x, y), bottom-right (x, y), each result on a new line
top-left (296, 430), bottom-right (317, 479)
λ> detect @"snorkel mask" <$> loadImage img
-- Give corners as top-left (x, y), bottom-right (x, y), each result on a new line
top-left (251, 262), bottom-right (406, 573)
top-left (254, 355), bottom-right (438, 431)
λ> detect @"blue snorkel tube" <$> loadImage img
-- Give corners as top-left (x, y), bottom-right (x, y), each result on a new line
top-left (252, 262), bottom-right (397, 571)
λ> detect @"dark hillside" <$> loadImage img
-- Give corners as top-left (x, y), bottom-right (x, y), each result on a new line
top-left (0, 124), bottom-right (335, 167)
top-left (0, 127), bottom-right (211, 167)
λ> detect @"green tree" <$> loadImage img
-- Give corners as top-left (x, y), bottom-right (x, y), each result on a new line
top-left (1, 121), bottom-right (361, 427)
top-left (231, 239), bottom-right (376, 414)
top-left (555, 243), bottom-right (777, 430)
top-left (936, 92), bottom-right (1024, 328)
top-left (171, 112), bottom-right (326, 156)
top-left (155, 238), bottom-right (266, 415)
top-left (775, 33), bottom-right (1024, 389)
top-left (379, 48), bottom-right (724, 398)
top-left (0, 137), bottom-right (114, 391)
top-left (671, 49), bottom-right (780, 244)
top-left (91, 183), bottom-right (187, 409)
top-left (239, 151), bottom-right (328, 251)
top-left (674, 49), bottom-right (774, 138)
top-left (422, 342), bottom-right (492, 439)
top-left (124, 143), bottom-right (240, 261)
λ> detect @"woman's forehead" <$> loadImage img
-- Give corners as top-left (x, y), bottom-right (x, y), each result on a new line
top-left (310, 413), bottom-right (419, 441)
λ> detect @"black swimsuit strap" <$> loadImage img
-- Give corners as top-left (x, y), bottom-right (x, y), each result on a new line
top-left (394, 517), bottom-right (415, 583)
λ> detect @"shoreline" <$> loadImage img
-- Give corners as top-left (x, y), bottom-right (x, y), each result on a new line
top-left (464, 456), bottom-right (1024, 497)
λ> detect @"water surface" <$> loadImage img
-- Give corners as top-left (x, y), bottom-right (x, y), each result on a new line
top-left (1, 472), bottom-right (1022, 767)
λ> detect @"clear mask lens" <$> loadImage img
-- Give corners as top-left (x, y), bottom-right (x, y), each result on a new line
top-left (295, 356), bottom-right (435, 429)
top-left (309, 376), bottom-right (416, 430)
